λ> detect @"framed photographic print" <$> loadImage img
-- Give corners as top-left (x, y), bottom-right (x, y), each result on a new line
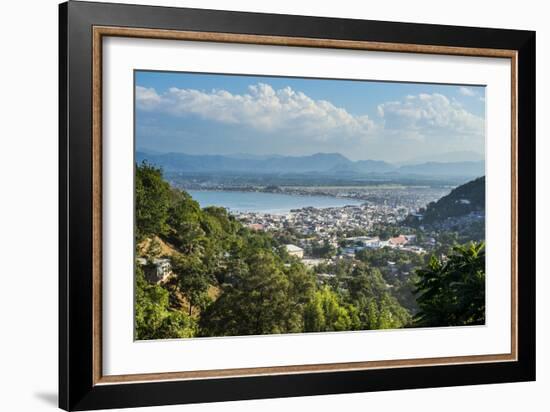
top-left (59, 1), bottom-right (536, 410)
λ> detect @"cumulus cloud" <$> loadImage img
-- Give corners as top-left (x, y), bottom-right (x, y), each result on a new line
top-left (135, 86), bottom-right (162, 109)
top-left (377, 93), bottom-right (484, 140)
top-left (136, 83), bottom-right (375, 140)
top-left (459, 86), bottom-right (476, 97)
top-left (137, 84), bottom-right (484, 148)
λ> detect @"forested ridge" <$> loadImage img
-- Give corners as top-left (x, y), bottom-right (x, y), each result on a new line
top-left (419, 176), bottom-right (485, 224)
top-left (135, 163), bottom-right (485, 339)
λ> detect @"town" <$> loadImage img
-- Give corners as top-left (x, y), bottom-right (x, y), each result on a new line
top-left (236, 203), bottom-right (410, 237)
top-left (233, 202), bottom-right (435, 276)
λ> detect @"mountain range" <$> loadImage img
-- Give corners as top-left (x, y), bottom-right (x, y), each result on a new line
top-left (136, 151), bottom-right (485, 179)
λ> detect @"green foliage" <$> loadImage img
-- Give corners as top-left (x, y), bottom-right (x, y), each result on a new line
top-left (198, 251), bottom-right (320, 337)
top-left (414, 242), bottom-right (485, 327)
top-left (377, 227), bottom-right (399, 241)
top-left (143, 237), bottom-right (162, 262)
top-left (346, 264), bottom-right (412, 329)
top-left (135, 265), bottom-right (196, 339)
top-left (136, 162), bottom-right (172, 241)
top-left (304, 286), bottom-right (357, 332)
top-left (166, 189), bottom-right (204, 253)
top-left (199, 251), bottom-right (293, 336)
top-left (356, 247), bottom-right (425, 269)
top-left (283, 263), bottom-right (317, 332)
top-left (420, 176), bottom-right (485, 225)
top-left (391, 275), bottom-right (420, 314)
top-left (307, 240), bottom-right (337, 258)
top-left (172, 254), bottom-right (213, 316)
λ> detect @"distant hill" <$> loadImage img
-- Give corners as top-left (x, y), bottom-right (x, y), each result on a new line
top-left (136, 151), bottom-right (485, 180)
top-left (401, 150), bottom-right (484, 165)
top-left (136, 151), bottom-right (353, 174)
top-left (397, 161), bottom-right (485, 177)
top-left (263, 152), bottom-right (350, 173)
top-left (355, 159), bottom-right (397, 173)
top-left (418, 176), bottom-right (485, 224)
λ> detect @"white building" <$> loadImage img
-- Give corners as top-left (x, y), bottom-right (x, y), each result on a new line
top-left (343, 236), bottom-right (382, 251)
top-left (302, 258), bottom-right (326, 268)
top-left (138, 257), bottom-right (172, 283)
top-left (285, 244), bottom-right (304, 259)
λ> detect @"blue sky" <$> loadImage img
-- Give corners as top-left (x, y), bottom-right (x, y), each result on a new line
top-left (135, 70), bottom-right (485, 162)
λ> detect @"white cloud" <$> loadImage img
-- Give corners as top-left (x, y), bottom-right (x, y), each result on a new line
top-left (136, 83), bottom-right (375, 140)
top-left (135, 86), bottom-right (162, 109)
top-left (377, 93), bottom-right (484, 140)
top-left (137, 85), bottom-right (484, 147)
top-left (459, 86), bottom-right (476, 97)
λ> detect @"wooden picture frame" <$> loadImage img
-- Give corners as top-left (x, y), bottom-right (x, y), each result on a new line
top-left (59, 1), bottom-right (535, 410)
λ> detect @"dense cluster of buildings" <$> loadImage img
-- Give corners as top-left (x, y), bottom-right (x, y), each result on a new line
top-left (421, 210), bottom-right (485, 232)
top-left (235, 199), bottom-right (436, 267)
top-left (283, 186), bottom-right (448, 211)
top-left (339, 234), bottom-right (426, 256)
top-left (284, 233), bottom-right (424, 263)
top-left (236, 203), bottom-right (410, 239)
top-left (235, 201), bottom-right (434, 281)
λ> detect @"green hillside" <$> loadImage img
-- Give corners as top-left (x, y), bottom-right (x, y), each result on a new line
top-left (420, 176), bottom-right (485, 225)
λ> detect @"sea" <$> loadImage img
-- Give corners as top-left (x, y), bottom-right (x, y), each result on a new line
top-left (187, 190), bottom-right (363, 215)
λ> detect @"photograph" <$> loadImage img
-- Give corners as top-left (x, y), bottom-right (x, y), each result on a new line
top-left (134, 71), bottom-right (487, 340)
top-left (52, 1), bottom-right (536, 410)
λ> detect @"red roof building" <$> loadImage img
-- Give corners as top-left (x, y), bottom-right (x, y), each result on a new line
top-left (389, 235), bottom-right (408, 246)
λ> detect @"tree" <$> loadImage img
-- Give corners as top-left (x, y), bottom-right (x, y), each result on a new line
top-left (283, 263), bottom-right (317, 332)
top-left (167, 189), bottom-right (205, 253)
top-left (303, 286), bottom-right (356, 332)
top-left (135, 162), bottom-right (172, 240)
top-left (199, 251), bottom-right (292, 336)
top-left (172, 254), bottom-right (212, 316)
top-left (392, 274), bottom-right (420, 314)
top-left (135, 265), bottom-right (196, 339)
top-left (414, 242), bottom-right (485, 327)
top-left (310, 240), bottom-right (336, 258)
top-left (421, 177), bottom-right (485, 225)
top-left (143, 237), bottom-right (162, 263)
top-left (345, 263), bottom-right (411, 330)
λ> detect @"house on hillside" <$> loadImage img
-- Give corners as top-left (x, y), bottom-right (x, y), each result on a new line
top-left (342, 247), bottom-right (356, 257)
top-left (341, 236), bottom-right (381, 252)
top-left (137, 257), bottom-right (172, 283)
top-left (302, 258), bottom-right (326, 268)
top-left (362, 236), bottom-right (381, 248)
top-left (285, 244), bottom-right (304, 259)
top-left (404, 234), bottom-right (416, 243)
top-left (388, 235), bottom-right (408, 247)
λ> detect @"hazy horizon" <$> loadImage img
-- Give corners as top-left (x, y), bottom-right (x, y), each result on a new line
top-left (136, 147), bottom-right (485, 164)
